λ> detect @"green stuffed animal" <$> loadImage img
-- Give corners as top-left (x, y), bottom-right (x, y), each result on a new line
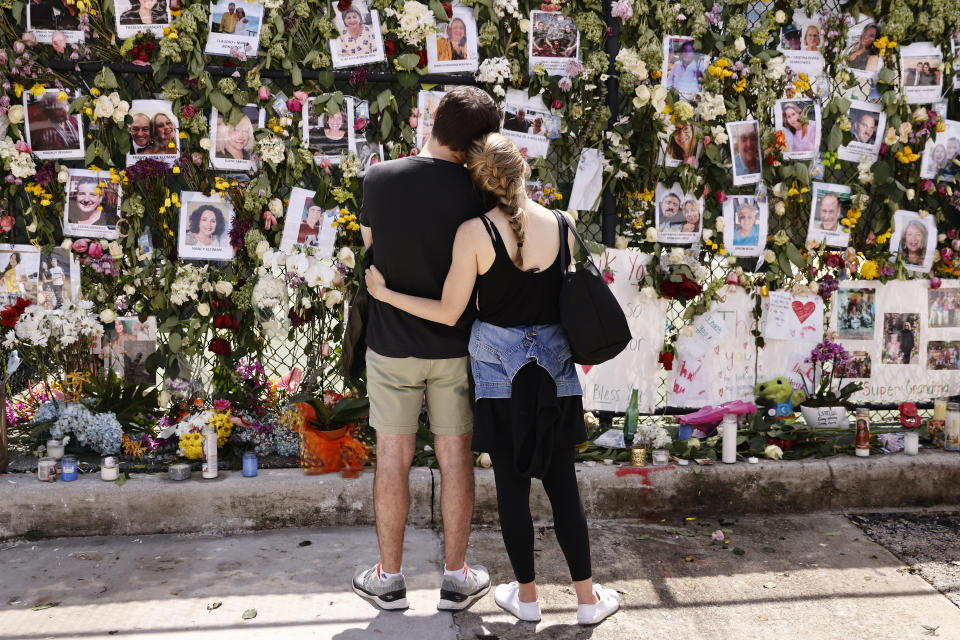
top-left (754, 377), bottom-right (806, 422)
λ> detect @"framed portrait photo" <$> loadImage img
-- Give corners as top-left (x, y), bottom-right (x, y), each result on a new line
top-left (204, 0), bottom-right (264, 58)
top-left (209, 103), bottom-right (264, 171)
top-left (426, 4), bottom-right (478, 73)
top-left (63, 169), bottom-right (122, 239)
top-left (126, 99), bottom-right (180, 166)
top-left (806, 182), bottom-right (851, 248)
top-left (722, 194), bottom-right (768, 257)
top-left (178, 192), bottom-right (236, 261)
top-left (837, 100), bottom-right (885, 163)
top-left (900, 42), bottom-right (944, 105)
top-left (727, 120), bottom-right (762, 185)
top-left (114, 0), bottom-right (171, 39)
top-left (329, 0), bottom-right (386, 69)
top-left (23, 89), bottom-right (84, 160)
top-left (279, 187), bottom-right (339, 258)
top-left (774, 99), bottom-right (820, 161)
top-left (654, 182), bottom-right (703, 245)
top-left (303, 97), bottom-right (355, 165)
top-left (890, 209), bottom-right (937, 274)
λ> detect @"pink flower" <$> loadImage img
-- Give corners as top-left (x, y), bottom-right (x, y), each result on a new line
top-left (213, 398), bottom-right (232, 412)
top-left (920, 179), bottom-right (936, 193)
top-left (952, 239), bottom-right (960, 251)
top-left (286, 98), bottom-right (302, 113)
top-left (15, 141), bottom-right (30, 153)
top-left (21, 32), bottom-right (37, 47)
top-left (72, 239), bottom-right (89, 254)
top-left (12, 41), bottom-right (25, 55)
top-left (319, 157), bottom-right (331, 175)
top-left (565, 60), bottom-right (583, 77)
top-left (293, 90), bottom-right (309, 103)
top-left (941, 248), bottom-right (953, 261)
top-left (320, 343), bottom-right (332, 357)
top-left (277, 368), bottom-right (304, 393)
top-left (354, 117), bottom-right (367, 131)
top-left (51, 31), bottom-right (66, 54)
top-left (409, 148), bottom-right (418, 156)
top-left (602, 269), bottom-right (615, 285)
top-left (610, 0), bottom-right (633, 21)
top-left (714, 190), bottom-right (727, 203)
top-left (258, 86), bottom-right (270, 100)
top-left (0, 217), bottom-right (14, 233)
top-left (88, 242), bottom-right (103, 259)
top-left (408, 108), bottom-right (420, 129)
top-left (930, 276), bottom-right (942, 289)
top-left (558, 76), bottom-right (572, 92)
top-left (551, 99), bottom-right (563, 110)
top-left (947, 228), bottom-right (958, 240)
top-left (725, 272), bottom-right (740, 285)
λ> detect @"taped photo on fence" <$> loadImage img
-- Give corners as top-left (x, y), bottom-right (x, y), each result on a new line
top-left (126, 99), bottom-right (179, 166)
top-left (210, 104), bottom-right (264, 171)
top-left (204, 0), bottom-right (263, 58)
top-left (661, 35), bottom-right (707, 98)
top-left (929, 287), bottom-right (960, 328)
top-left (774, 99), bottom-right (820, 160)
top-left (837, 288), bottom-right (875, 340)
top-left (23, 89), bottom-right (84, 160)
top-left (329, 0), bottom-right (385, 69)
top-left (837, 100), bottom-right (885, 163)
top-left (844, 17), bottom-right (882, 79)
top-left (777, 11), bottom-right (825, 81)
top-left (500, 88), bottom-right (559, 159)
top-left (806, 182), bottom-right (851, 248)
top-left (726, 120), bottom-right (761, 185)
top-left (353, 100), bottom-right (383, 175)
top-left (303, 97), bottom-right (355, 166)
top-left (279, 187), bottom-right (338, 258)
top-left (115, 0), bottom-right (171, 39)
top-left (928, 341), bottom-right (960, 371)
top-left (528, 10), bottom-right (580, 76)
top-left (838, 351), bottom-right (872, 378)
top-left (953, 35), bottom-right (960, 90)
top-left (27, 0), bottom-right (84, 44)
top-left (415, 89), bottom-right (446, 149)
top-left (0, 245), bottom-right (78, 309)
top-left (426, 4), bottom-right (478, 73)
top-left (890, 209), bottom-right (937, 274)
top-left (63, 169), bottom-right (121, 240)
top-left (919, 118), bottom-right (960, 183)
top-left (177, 192), bottom-right (236, 261)
top-left (663, 121), bottom-right (701, 168)
top-left (654, 182), bottom-right (703, 245)
top-left (900, 42), bottom-right (944, 105)
top-left (101, 316), bottom-right (157, 384)
top-left (882, 313), bottom-right (920, 365)
top-left (722, 195), bottom-right (768, 257)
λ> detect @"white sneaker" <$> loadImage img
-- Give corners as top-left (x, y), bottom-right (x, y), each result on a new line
top-left (577, 584), bottom-right (620, 625)
top-left (494, 582), bottom-right (541, 622)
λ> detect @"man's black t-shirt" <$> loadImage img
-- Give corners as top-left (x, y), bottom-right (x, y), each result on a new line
top-left (359, 156), bottom-right (487, 359)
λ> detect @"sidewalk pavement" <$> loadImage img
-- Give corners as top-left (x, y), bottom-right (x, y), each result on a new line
top-left (2, 513), bottom-right (959, 640)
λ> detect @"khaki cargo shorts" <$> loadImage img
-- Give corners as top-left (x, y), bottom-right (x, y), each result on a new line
top-left (366, 349), bottom-right (473, 436)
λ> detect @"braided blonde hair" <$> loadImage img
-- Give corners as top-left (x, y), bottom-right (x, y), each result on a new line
top-left (466, 133), bottom-right (530, 268)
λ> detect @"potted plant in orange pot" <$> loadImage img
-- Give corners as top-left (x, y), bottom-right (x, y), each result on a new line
top-left (290, 390), bottom-right (370, 475)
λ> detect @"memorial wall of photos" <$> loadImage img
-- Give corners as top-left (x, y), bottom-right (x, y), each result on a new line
top-left (1, 0), bottom-right (960, 412)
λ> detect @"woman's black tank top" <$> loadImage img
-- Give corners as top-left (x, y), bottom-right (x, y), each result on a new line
top-left (475, 214), bottom-right (569, 327)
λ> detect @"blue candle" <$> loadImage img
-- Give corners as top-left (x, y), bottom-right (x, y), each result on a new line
top-left (242, 452), bottom-right (258, 477)
top-left (60, 456), bottom-right (78, 482)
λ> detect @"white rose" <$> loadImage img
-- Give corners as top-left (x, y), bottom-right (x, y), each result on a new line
top-left (702, 228), bottom-right (714, 242)
top-left (337, 246), bottom-right (356, 269)
top-left (99, 309), bottom-right (116, 324)
top-left (94, 95), bottom-right (115, 119)
top-left (715, 218), bottom-right (725, 232)
top-left (734, 37), bottom-right (746, 52)
top-left (7, 105), bottom-right (24, 124)
top-left (109, 91), bottom-right (121, 107)
top-left (668, 247), bottom-right (685, 263)
top-left (255, 240), bottom-right (270, 257)
top-left (200, 137), bottom-right (211, 150)
top-left (158, 391), bottom-right (171, 407)
top-left (775, 201), bottom-right (786, 216)
top-left (215, 280), bottom-right (233, 296)
top-left (614, 236), bottom-right (629, 250)
top-left (765, 444), bottom-right (783, 460)
top-left (60, 238), bottom-right (73, 251)
top-left (197, 303), bottom-right (210, 317)
top-left (645, 227), bottom-right (658, 242)
top-left (775, 10), bottom-right (787, 23)
top-left (57, 166), bottom-right (69, 183)
top-left (477, 452), bottom-right (492, 468)
top-left (939, 233), bottom-right (947, 243)
top-left (633, 84), bottom-right (651, 108)
top-left (906, 188), bottom-right (915, 200)
top-left (764, 249), bottom-right (776, 263)
top-left (518, 19), bottom-right (530, 33)
top-left (269, 198), bottom-right (283, 217)
top-left (324, 289), bottom-right (343, 309)
top-left (123, 284), bottom-right (135, 295)
top-left (302, 298), bottom-right (312, 309)
top-left (108, 241), bottom-right (123, 259)
top-left (651, 85), bottom-right (669, 113)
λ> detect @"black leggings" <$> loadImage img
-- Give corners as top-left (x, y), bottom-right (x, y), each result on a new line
top-left (490, 446), bottom-right (592, 584)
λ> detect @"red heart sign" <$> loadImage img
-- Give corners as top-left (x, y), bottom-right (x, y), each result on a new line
top-left (792, 300), bottom-right (815, 324)
top-left (580, 365), bottom-right (593, 375)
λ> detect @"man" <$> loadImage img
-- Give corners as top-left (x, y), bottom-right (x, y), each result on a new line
top-left (733, 201), bottom-right (759, 246)
top-left (219, 2), bottom-right (238, 33)
top-left (30, 0), bottom-right (79, 31)
top-left (354, 86), bottom-right (500, 612)
top-left (782, 25), bottom-right (801, 50)
top-left (666, 42), bottom-right (702, 95)
top-left (853, 112), bottom-right (877, 145)
top-left (657, 192), bottom-right (682, 229)
top-left (33, 92), bottom-right (80, 151)
top-left (733, 124), bottom-right (759, 176)
top-left (128, 113), bottom-right (152, 153)
top-left (818, 192), bottom-right (842, 232)
top-left (502, 107), bottom-right (528, 133)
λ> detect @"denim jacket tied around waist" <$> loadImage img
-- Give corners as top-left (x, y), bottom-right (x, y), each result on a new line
top-left (469, 319), bottom-right (583, 400)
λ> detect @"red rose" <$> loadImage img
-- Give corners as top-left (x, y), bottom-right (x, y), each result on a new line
top-left (824, 253), bottom-right (843, 269)
top-left (15, 298), bottom-right (31, 312)
top-left (658, 350), bottom-right (674, 371)
top-left (208, 337), bottom-right (232, 356)
top-left (551, 99), bottom-right (563, 110)
top-left (337, 0), bottom-right (352, 11)
top-left (441, 2), bottom-right (453, 18)
top-left (417, 49), bottom-right (428, 68)
top-left (660, 274), bottom-right (702, 302)
top-left (713, 190), bottom-right (727, 203)
top-left (1, 307), bottom-right (20, 328)
top-left (181, 104), bottom-right (197, 119)
top-left (384, 39), bottom-right (396, 56)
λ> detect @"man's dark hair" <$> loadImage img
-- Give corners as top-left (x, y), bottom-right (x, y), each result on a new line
top-left (431, 86), bottom-right (501, 152)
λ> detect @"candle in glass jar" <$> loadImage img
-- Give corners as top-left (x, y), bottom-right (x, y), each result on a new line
top-left (46, 439), bottom-right (65, 460)
top-left (242, 452), bottom-right (258, 477)
top-left (100, 457), bottom-right (119, 481)
top-left (934, 399), bottom-right (947, 421)
top-left (37, 457), bottom-right (57, 482)
top-left (944, 403), bottom-right (960, 451)
top-left (60, 456), bottom-right (78, 481)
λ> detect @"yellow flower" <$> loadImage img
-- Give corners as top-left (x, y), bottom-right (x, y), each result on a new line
top-left (29, 83), bottom-right (46, 98)
top-left (172, 166), bottom-right (181, 174)
top-left (57, 91), bottom-right (69, 102)
top-left (860, 260), bottom-right (879, 280)
top-left (640, 189), bottom-right (655, 202)
top-left (13, 83), bottom-right (24, 98)
top-left (90, 87), bottom-right (100, 97)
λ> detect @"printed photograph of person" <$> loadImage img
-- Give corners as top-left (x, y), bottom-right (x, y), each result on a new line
top-left (23, 90), bottom-right (84, 160)
top-left (351, 101), bottom-right (383, 175)
top-left (845, 21), bottom-right (881, 75)
top-left (780, 24), bottom-right (802, 50)
top-left (329, 0), bottom-right (385, 69)
top-left (305, 99), bottom-right (353, 164)
top-left (297, 199), bottom-right (326, 246)
top-left (101, 316), bottom-right (157, 383)
top-left (802, 24), bottom-right (821, 52)
top-left (656, 191), bottom-right (682, 231)
top-left (27, 0), bottom-right (85, 43)
top-left (205, 0), bottom-right (263, 58)
top-left (890, 210), bottom-right (937, 273)
top-left (63, 169), bottom-right (121, 238)
top-left (727, 120), bottom-right (761, 185)
top-left (927, 341), bottom-right (960, 371)
top-left (0, 247), bottom-right (42, 307)
top-left (806, 182), bottom-right (851, 248)
top-left (722, 194), bottom-right (768, 257)
top-left (929, 288), bottom-right (960, 328)
top-left (851, 109), bottom-right (878, 145)
top-left (837, 100), bottom-right (885, 163)
top-left (415, 89), bottom-right (445, 149)
top-left (655, 183), bottom-right (702, 245)
top-left (664, 122), bottom-right (700, 168)
top-left (115, 0), bottom-right (169, 38)
top-left (900, 42), bottom-right (944, 104)
top-left (903, 59), bottom-right (941, 86)
top-left (210, 104), bottom-right (263, 171)
top-left (178, 192), bottom-right (236, 261)
top-left (126, 100), bottom-right (179, 165)
top-left (528, 10), bottom-right (580, 75)
top-left (882, 313), bottom-right (919, 365)
top-left (662, 36), bottom-right (706, 98)
top-left (837, 351), bottom-right (871, 378)
top-left (426, 5), bottom-right (478, 73)
top-left (837, 289), bottom-right (875, 340)
top-left (355, 140), bottom-right (381, 173)
top-left (920, 120), bottom-right (960, 183)
top-left (775, 100), bottom-right (819, 159)
top-left (36, 255), bottom-right (66, 310)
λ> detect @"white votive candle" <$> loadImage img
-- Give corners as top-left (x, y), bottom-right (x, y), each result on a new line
top-left (904, 432), bottom-right (919, 456)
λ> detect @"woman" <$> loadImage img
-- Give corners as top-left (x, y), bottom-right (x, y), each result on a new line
top-left (667, 122), bottom-right (698, 165)
top-left (185, 204), bottom-right (225, 247)
top-left (732, 201), bottom-right (759, 246)
top-left (119, 0), bottom-right (166, 25)
top-left (365, 133), bottom-right (620, 626)
top-left (2, 253), bottom-right (21, 296)
top-left (103, 320), bottom-right (130, 372)
top-left (673, 199), bottom-right (700, 233)
top-left (436, 17), bottom-right (468, 61)
top-left (846, 24), bottom-right (880, 72)
top-left (337, 7), bottom-right (377, 58)
top-left (900, 220), bottom-right (927, 266)
top-left (781, 102), bottom-right (817, 153)
top-left (803, 24), bottom-right (821, 51)
top-left (297, 202), bottom-right (325, 245)
top-left (69, 177), bottom-right (106, 225)
top-left (146, 112), bottom-right (177, 155)
top-left (216, 113), bottom-right (255, 160)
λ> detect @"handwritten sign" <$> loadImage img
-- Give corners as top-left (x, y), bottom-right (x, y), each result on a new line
top-left (763, 291), bottom-right (824, 341)
top-left (578, 249), bottom-right (667, 413)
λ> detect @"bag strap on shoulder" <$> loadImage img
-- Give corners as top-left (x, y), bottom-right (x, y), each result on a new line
top-left (552, 210), bottom-right (597, 271)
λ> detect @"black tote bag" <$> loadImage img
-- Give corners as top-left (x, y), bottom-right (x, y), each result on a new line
top-left (552, 211), bottom-right (631, 365)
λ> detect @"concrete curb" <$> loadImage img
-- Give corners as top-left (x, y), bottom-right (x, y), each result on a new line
top-left (1, 450), bottom-right (958, 538)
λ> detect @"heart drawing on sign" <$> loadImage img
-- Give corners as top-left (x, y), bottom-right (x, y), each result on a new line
top-left (580, 365), bottom-right (593, 375)
top-left (792, 300), bottom-right (815, 324)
